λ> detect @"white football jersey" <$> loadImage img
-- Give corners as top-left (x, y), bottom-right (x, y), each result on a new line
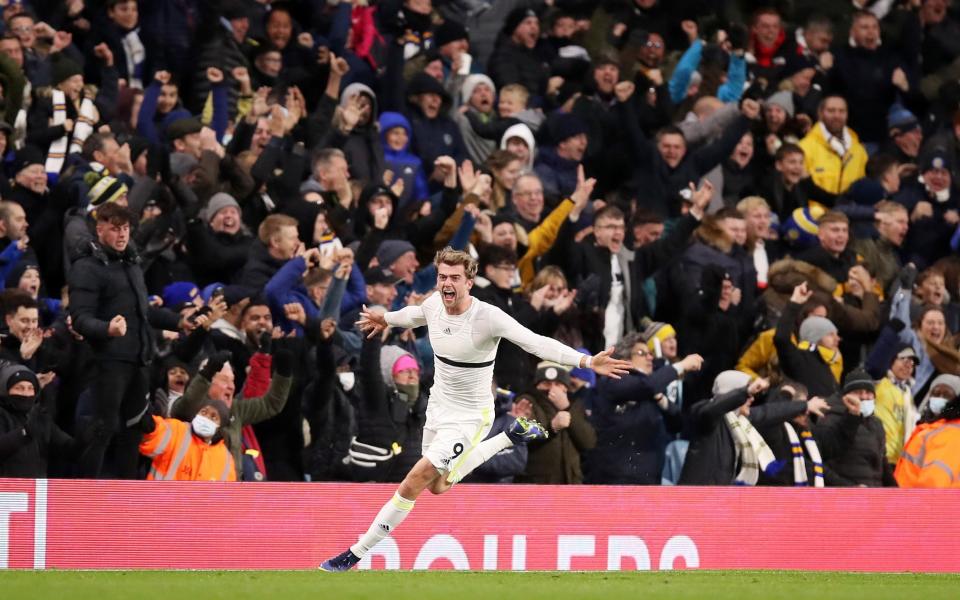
top-left (384, 292), bottom-right (586, 411)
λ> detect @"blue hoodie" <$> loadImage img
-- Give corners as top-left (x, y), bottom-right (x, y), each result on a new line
top-left (379, 111), bottom-right (430, 209)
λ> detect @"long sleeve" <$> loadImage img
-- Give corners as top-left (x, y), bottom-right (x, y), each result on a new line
top-left (669, 40), bottom-right (702, 104)
top-left (171, 374), bottom-right (212, 421)
top-left (690, 389), bottom-right (749, 428)
top-left (136, 80), bottom-right (161, 143)
top-left (717, 54), bottom-right (746, 104)
top-left (773, 301), bottom-right (806, 379)
top-left (234, 371), bottom-right (293, 425)
top-left (384, 304), bottom-right (428, 329)
top-left (0, 426), bottom-right (27, 461)
top-left (488, 305), bottom-right (586, 368)
top-left (320, 272), bottom-right (348, 321)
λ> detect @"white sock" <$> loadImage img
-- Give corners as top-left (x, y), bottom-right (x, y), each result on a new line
top-left (446, 432), bottom-right (514, 484)
top-left (349, 492), bottom-right (415, 558)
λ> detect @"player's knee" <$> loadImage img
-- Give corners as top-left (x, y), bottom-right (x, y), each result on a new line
top-left (428, 479), bottom-right (453, 495)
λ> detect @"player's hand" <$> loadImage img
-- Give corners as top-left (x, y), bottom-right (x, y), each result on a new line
top-left (356, 304), bottom-right (388, 339)
top-left (589, 347), bottom-right (632, 379)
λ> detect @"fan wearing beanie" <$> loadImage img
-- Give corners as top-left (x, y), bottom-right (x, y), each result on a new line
top-left (138, 395), bottom-right (237, 481)
top-left (815, 367), bottom-right (897, 487)
top-left (774, 282), bottom-right (842, 398)
top-left (0, 362), bottom-right (75, 478)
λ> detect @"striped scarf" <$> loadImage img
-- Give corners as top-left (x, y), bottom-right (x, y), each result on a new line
top-left (784, 423), bottom-right (824, 487)
top-left (45, 89), bottom-right (96, 183)
top-left (724, 412), bottom-right (783, 485)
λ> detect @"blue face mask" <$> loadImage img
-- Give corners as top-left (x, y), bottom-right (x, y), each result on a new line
top-left (929, 397), bottom-right (949, 416)
top-left (860, 399), bottom-right (876, 418)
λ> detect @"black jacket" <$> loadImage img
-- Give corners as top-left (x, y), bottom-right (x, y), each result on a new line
top-left (622, 102), bottom-right (751, 217)
top-left (816, 394), bottom-right (897, 487)
top-left (68, 241), bottom-right (180, 364)
top-left (184, 220), bottom-right (254, 286)
top-left (0, 390), bottom-right (73, 478)
top-left (773, 300), bottom-right (840, 398)
top-left (239, 241), bottom-right (287, 291)
top-left (679, 388), bottom-right (806, 485)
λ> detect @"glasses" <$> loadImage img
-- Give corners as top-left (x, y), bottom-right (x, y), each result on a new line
top-left (644, 41), bottom-right (664, 49)
top-left (635, 349), bottom-right (652, 358)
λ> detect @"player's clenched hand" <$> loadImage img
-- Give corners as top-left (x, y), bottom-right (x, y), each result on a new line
top-left (588, 347), bottom-right (632, 379)
top-left (356, 304), bottom-right (388, 339)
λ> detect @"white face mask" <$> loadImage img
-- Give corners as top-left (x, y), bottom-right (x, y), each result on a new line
top-left (929, 396), bottom-right (949, 415)
top-left (859, 399), bottom-right (876, 418)
top-left (337, 372), bottom-right (356, 392)
top-left (192, 414), bottom-right (218, 438)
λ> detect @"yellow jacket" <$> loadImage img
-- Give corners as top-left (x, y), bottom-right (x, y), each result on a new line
top-left (798, 124), bottom-right (868, 195)
top-left (519, 199), bottom-right (574, 287)
top-left (875, 377), bottom-right (917, 465)
top-left (736, 328), bottom-right (842, 384)
top-left (895, 419), bottom-right (960, 488)
top-left (736, 329), bottom-right (778, 381)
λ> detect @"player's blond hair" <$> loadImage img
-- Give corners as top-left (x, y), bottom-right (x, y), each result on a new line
top-left (434, 247), bottom-right (478, 279)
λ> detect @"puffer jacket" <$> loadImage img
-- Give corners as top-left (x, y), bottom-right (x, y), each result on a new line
top-left (797, 123), bottom-right (868, 195)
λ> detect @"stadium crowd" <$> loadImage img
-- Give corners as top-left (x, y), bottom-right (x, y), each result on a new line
top-left (0, 0), bottom-right (959, 488)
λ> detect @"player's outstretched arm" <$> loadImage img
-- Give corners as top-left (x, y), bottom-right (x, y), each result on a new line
top-left (356, 304), bottom-right (388, 339)
top-left (583, 347), bottom-right (633, 380)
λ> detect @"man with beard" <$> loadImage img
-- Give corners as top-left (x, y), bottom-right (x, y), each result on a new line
top-left (797, 95), bottom-right (868, 195)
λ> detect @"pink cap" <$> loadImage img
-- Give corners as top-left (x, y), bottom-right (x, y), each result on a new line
top-left (392, 355), bottom-right (420, 376)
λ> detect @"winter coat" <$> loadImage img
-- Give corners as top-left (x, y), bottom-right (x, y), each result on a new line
top-left (773, 300), bottom-right (840, 398)
top-left (0, 391), bottom-right (73, 478)
top-left (622, 102), bottom-right (752, 217)
top-left (184, 220), bottom-right (254, 286)
top-left (488, 39), bottom-right (550, 97)
top-left (587, 365), bottom-right (679, 484)
top-left (240, 241), bottom-right (287, 291)
top-left (172, 354), bottom-right (292, 480)
top-left (378, 111), bottom-right (430, 206)
top-left (405, 102), bottom-right (467, 171)
top-left (797, 124), bottom-right (868, 195)
top-left (68, 241), bottom-right (180, 364)
top-left (816, 393), bottom-right (895, 487)
top-left (679, 388), bottom-right (806, 485)
top-left (341, 83), bottom-right (386, 185)
top-left (828, 45), bottom-right (909, 145)
top-left (795, 244), bottom-right (860, 284)
top-left (517, 388), bottom-right (595, 484)
top-left (534, 146), bottom-right (580, 205)
top-left (351, 336), bottom-right (427, 482)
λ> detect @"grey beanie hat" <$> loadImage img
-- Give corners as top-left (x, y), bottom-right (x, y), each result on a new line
top-left (766, 90), bottom-right (795, 118)
top-left (712, 370), bottom-right (752, 396)
top-left (799, 316), bottom-right (838, 346)
top-left (202, 192), bottom-right (241, 224)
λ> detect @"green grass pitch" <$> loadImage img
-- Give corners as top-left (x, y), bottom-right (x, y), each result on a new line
top-left (1, 570), bottom-right (958, 600)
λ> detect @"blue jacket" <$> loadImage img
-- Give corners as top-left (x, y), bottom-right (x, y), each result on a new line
top-left (669, 40), bottom-right (746, 105)
top-left (379, 111), bottom-right (430, 208)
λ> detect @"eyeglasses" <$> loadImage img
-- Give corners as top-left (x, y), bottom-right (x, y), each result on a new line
top-left (635, 349), bottom-right (652, 357)
top-left (644, 41), bottom-right (664, 49)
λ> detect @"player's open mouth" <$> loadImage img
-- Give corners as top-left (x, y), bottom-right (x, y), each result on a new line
top-left (442, 289), bottom-right (455, 300)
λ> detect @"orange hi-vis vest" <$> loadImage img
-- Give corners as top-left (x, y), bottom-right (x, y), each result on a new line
top-left (139, 416), bottom-right (236, 481)
top-left (894, 420), bottom-right (960, 488)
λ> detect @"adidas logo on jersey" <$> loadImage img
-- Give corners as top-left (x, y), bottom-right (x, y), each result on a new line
top-left (443, 328), bottom-right (452, 335)
top-left (378, 523), bottom-right (391, 533)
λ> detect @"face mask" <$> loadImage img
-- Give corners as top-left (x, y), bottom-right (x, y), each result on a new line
top-left (192, 414), bottom-right (218, 438)
top-left (934, 187), bottom-right (951, 203)
top-left (859, 400), bottom-right (876, 418)
top-left (337, 372), bottom-right (356, 392)
top-left (929, 396), bottom-right (949, 416)
top-left (396, 382), bottom-right (420, 407)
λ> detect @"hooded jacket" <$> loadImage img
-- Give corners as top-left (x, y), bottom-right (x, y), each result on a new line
top-left (500, 123), bottom-right (537, 169)
top-left (378, 111), bottom-right (430, 207)
top-left (0, 378), bottom-right (72, 478)
top-left (341, 83), bottom-right (386, 185)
